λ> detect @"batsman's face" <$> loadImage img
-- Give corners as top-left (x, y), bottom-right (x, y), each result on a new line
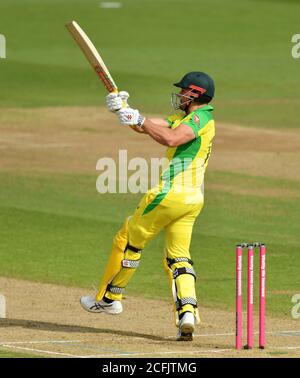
top-left (180, 88), bottom-right (190, 101)
top-left (179, 88), bottom-right (194, 110)
top-left (171, 88), bottom-right (195, 111)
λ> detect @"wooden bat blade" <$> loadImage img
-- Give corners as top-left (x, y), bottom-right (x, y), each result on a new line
top-left (66, 20), bottom-right (117, 93)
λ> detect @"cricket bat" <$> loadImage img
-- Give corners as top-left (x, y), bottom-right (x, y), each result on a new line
top-left (65, 21), bottom-right (118, 93)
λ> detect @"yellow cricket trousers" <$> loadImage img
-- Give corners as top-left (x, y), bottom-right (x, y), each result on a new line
top-left (96, 186), bottom-right (203, 320)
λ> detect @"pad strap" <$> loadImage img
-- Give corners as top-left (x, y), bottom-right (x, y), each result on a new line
top-left (125, 243), bottom-right (142, 253)
top-left (122, 259), bottom-right (140, 268)
top-left (106, 284), bottom-right (125, 294)
top-left (176, 297), bottom-right (197, 311)
top-left (173, 267), bottom-right (196, 281)
top-left (167, 257), bottom-right (193, 267)
top-left (122, 244), bottom-right (142, 269)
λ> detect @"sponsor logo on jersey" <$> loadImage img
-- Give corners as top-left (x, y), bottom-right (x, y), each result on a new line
top-left (193, 114), bottom-right (200, 126)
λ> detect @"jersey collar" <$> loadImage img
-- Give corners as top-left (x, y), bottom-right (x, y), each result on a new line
top-left (197, 105), bottom-right (214, 112)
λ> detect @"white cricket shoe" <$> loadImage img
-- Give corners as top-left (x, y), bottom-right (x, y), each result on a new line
top-left (80, 296), bottom-right (123, 315)
top-left (176, 311), bottom-right (195, 341)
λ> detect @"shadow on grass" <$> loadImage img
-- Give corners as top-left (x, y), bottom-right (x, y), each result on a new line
top-left (0, 318), bottom-right (170, 343)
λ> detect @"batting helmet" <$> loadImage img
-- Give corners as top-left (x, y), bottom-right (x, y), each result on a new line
top-left (174, 72), bottom-right (215, 99)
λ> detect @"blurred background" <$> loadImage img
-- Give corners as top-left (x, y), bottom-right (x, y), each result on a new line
top-left (0, 0), bottom-right (299, 320)
top-left (1, 0), bottom-right (299, 126)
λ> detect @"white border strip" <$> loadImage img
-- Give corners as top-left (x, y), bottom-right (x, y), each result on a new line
top-left (2, 343), bottom-right (300, 358)
top-left (191, 330), bottom-right (300, 338)
top-left (270, 346), bottom-right (300, 350)
top-left (82, 349), bottom-right (230, 358)
top-left (0, 344), bottom-right (85, 358)
top-left (1, 331), bottom-right (300, 358)
top-left (0, 340), bottom-right (82, 345)
top-left (0, 344), bottom-right (230, 358)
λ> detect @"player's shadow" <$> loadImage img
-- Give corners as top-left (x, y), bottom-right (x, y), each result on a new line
top-left (0, 318), bottom-right (171, 342)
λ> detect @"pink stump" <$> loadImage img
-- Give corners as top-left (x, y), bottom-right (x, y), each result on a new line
top-left (259, 244), bottom-right (266, 348)
top-left (236, 245), bottom-right (243, 349)
top-left (247, 245), bottom-right (254, 349)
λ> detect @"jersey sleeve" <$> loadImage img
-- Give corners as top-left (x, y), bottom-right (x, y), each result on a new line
top-left (165, 118), bottom-right (172, 127)
top-left (166, 113), bottom-right (185, 128)
top-left (182, 110), bottom-right (212, 138)
top-left (181, 113), bottom-right (202, 138)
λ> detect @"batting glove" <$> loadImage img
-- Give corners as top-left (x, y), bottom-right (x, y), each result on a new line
top-left (106, 91), bottom-right (129, 112)
top-left (117, 107), bottom-right (145, 127)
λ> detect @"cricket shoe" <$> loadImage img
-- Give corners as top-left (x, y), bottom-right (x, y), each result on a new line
top-left (176, 311), bottom-right (195, 341)
top-left (80, 296), bottom-right (123, 315)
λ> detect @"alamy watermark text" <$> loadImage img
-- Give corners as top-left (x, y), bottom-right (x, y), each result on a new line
top-left (291, 294), bottom-right (300, 319)
top-left (291, 34), bottom-right (300, 59)
top-left (0, 34), bottom-right (6, 59)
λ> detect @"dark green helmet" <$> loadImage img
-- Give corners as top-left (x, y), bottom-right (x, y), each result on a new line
top-left (174, 71), bottom-right (215, 99)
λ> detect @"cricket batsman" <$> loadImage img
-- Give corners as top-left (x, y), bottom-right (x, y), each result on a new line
top-left (80, 72), bottom-right (215, 341)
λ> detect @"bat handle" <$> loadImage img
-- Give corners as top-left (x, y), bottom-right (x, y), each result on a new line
top-left (119, 91), bottom-right (129, 109)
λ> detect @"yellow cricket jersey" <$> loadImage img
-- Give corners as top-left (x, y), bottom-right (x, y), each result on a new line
top-left (143, 105), bottom-right (215, 214)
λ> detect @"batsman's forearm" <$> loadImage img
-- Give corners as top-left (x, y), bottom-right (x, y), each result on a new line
top-left (129, 125), bottom-right (147, 134)
top-left (142, 118), bottom-right (174, 146)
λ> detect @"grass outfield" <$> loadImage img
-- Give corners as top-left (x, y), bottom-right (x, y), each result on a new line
top-left (0, 349), bottom-right (42, 358)
top-left (0, 171), bottom-right (299, 316)
top-left (0, 0), bottom-right (299, 339)
top-left (0, 0), bottom-right (300, 127)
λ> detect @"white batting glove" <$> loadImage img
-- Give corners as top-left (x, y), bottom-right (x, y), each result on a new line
top-left (118, 107), bottom-right (146, 127)
top-left (106, 91), bottom-right (129, 112)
